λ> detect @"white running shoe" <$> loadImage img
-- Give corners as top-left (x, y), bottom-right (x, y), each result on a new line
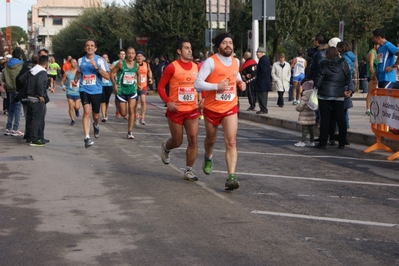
top-left (294, 141), bottom-right (306, 147)
top-left (160, 142), bottom-right (170, 164)
top-left (127, 132), bottom-right (134, 139)
top-left (11, 130), bottom-right (24, 137)
top-left (183, 169), bottom-right (198, 181)
top-left (306, 142), bottom-right (316, 147)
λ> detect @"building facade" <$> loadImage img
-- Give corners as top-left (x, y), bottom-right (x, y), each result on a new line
top-left (28, 0), bottom-right (102, 56)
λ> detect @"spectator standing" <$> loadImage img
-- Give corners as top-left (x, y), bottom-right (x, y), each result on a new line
top-left (294, 80), bottom-right (316, 147)
top-left (313, 47), bottom-right (350, 149)
top-left (240, 51), bottom-right (257, 111)
top-left (358, 57), bottom-right (368, 93)
top-left (151, 58), bottom-right (162, 91)
top-left (253, 47), bottom-right (272, 114)
top-left (306, 33), bottom-right (328, 80)
top-left (271, 53), bottom-right (291, 107)
top-left (25, 55), bottom-right (49, 146)
top-left (1, 47), bottom-right (24, 136)
top-left (365, 43), bottom-right (378, 115)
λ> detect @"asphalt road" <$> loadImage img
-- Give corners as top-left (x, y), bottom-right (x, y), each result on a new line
top-left (1, 91), bottom-right (398, 266)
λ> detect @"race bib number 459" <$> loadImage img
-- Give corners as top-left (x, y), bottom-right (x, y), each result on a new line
top-left (216, 86), bottom-right (235, 101)
top-left (178, 87), bottom-right (195, 102)
top-left (82, 74), bottom-right (96, 86)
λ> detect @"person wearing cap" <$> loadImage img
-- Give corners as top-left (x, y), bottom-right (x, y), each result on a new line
top-left (134, 50), bottom-right (153, 125)
top-left (328, 37), bottom-right (341, 48)
top-left (253, 47), bottom-right (272, 114)
top-left (194, 32), bottom-right (246, 190)
top-left (1, 47), bottom-right (24, 137)
top-left (290, 51), bottom-right (307, 105)
top-left (271, 53), bottom-right (291, 108)
top-left (240, 51), bottom-right (258, 111)
top-left (72, 39), bottom-right (110, 148)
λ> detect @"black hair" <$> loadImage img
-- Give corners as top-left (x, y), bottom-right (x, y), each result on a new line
top-left (38, 48), bottom-right (49, 56)
top-left (12, 47), bottom-right (23, 58)
top-left (39, 55), bottom-right (49, 65)
top-left (175, 39), bottom-right (190, 52)
top-left (315, 33), bottom-right (325, 44)
top-left (372, 28), bottom-right (385, 39)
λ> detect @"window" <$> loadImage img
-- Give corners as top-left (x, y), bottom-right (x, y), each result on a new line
top-left (53, 18), bottom-right (62, 26)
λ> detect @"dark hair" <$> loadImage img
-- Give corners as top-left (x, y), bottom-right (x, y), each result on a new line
top-left (336, 41), bottom-right (351, 54)
top-left (175, 39), bottom-right (190, 52)
top-left (85, 39), bottom-right (96, 47)
top-left (119, 49), bottom-right (125, 54)
top-left (12, 47), bottom-right (23, 59)
top-left (31, 54), bottom-right (39, 64)
top-left (38, 48), bottom-right (49, 56)
top-left (192, 50), bottom-right (200, 60)
top-left (326, 47), bottom-right (339, 59)
top-left (297, 51), bottom-right (303, 56)
top-left (39, 55), bottom-right (49, 65)
top-left (372, 28), bottom-right (385, 39)
top-left (315, 33), bottom-right (325, 44)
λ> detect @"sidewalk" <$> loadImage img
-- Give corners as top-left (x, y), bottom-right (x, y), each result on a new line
top-left (237, 91), bottom-right (399, 151)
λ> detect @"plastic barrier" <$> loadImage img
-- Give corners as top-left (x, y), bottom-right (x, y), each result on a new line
top-left (364, 88), bottom-right (399, 160)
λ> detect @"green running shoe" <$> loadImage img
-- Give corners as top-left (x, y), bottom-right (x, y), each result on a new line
top-left (225, 174), bottom-right (239, 190)
top-left (202, 155), bottom-right (213, 175)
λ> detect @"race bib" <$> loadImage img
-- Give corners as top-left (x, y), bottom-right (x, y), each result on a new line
top-left (178, 87), bottom-right (195, 102)
top-left (70, 80), bottom-right (79, 88)
top-left (82, 74), bottom-right (96, 86)
top-left (215, 86), bottom-right (235, 101)
top-left (123, 72), bottom-right (135, 85)
top-left (378, 53), bottom-right (383, 64)
top-left (140, 74), bottom-right (146, 83)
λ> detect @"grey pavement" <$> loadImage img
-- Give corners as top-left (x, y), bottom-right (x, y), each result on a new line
top-left (237, 91), bottom-right (399, 151)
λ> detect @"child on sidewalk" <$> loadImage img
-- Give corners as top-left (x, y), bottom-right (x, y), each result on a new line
top-left (294, 80), bottom-right (316, 147)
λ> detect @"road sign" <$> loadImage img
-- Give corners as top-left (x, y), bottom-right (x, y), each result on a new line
top-left (136, 36), bottom-right (148, 45)
top-left (339, 21), bottom-right (344, 41)
top-left (252, 0), bottom-right (276, 21)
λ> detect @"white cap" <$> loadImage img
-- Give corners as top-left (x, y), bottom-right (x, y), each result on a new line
top-left (328, 37), bottom-right (341, 48)
top-left (5, 54), bottom-right (12, 59)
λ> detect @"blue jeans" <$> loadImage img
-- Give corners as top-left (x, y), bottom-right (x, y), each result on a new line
top-left (6, 92), bottom-right (22, 131)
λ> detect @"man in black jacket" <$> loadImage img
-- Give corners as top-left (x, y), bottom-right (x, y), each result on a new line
top-left (25, 55), bottom-right (49, 146)
top-left (306, 33), bottom-right (328, 80)
top-left (253, 47), bottom-right (272, 114)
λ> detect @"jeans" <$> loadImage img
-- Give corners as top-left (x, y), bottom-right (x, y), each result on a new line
top-left (6, 92), bottom-right (22, 131)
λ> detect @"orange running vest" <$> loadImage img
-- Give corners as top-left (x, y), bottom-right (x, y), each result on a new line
top-left (138, 62), bottom-right (149, 88)
top-left (168, 61), bottom-right (198, 112)
top-left (204, 55), bottom-right (239, 113)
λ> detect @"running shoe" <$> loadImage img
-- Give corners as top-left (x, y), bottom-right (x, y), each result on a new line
top-left (127, 131), bottom-right (134, 139)
top-left (102, 116), bottom-right (108, 122)
top-left (140, 118), bottom-right (146, 125)
top-left (123, 115), bottom-right (128, 119)
top-left (29, 140), bottom-right (45, 147)
top-left (294, 141), bottom-right (306, 147)
top-left (70, 120), bottom-right (75, 126)
top-left (4, 129), bottom-right (12, 136)
top-left (199, 115), bottom-right (204, 120)
top-left (11, 130), bottom-right (24, 137)
top-left (202, 155), bottom-right (213, 175)
top-left (225, 174), bottom-right (239, 190)
top-left (160, 142), bottom-right (170, 164)
top-left (134, 118), bottom-right (140, 126)
top-left (115, 110), bottom-right (120, 118)
top-left (75, 109), bottom-right (80, 117)
top-left (306, 142), bottom-right (316, 147)
top-left (93, 123), bottom-right (100, 138)
top-left (365, 110), bottom-right (371, 116)
top-left (183, 169), bottom-right (198, 182)
top-left (84, 138), bottom-right (94, 148)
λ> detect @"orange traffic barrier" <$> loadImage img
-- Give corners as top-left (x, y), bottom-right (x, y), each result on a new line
top-left (364, 88), bottom-right (399, 160)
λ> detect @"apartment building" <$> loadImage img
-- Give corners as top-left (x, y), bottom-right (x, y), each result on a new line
top-left (28, 0), bottom-right (102, 56)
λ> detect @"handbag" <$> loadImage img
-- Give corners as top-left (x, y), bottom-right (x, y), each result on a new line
top-left (307, 87), bottom-right (319, 111)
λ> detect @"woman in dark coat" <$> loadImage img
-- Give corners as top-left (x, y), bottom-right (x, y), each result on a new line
top-left (313, 47), bottom-right (350, 149)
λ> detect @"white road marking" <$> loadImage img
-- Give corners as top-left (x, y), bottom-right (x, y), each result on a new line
top-left (212, 170), bottom-right (399, 187)
top-left (251, 210), bottom-right (399, 228)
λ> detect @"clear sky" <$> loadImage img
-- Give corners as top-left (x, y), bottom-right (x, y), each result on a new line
top-left (0, 0), bottom-right (130, 31)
